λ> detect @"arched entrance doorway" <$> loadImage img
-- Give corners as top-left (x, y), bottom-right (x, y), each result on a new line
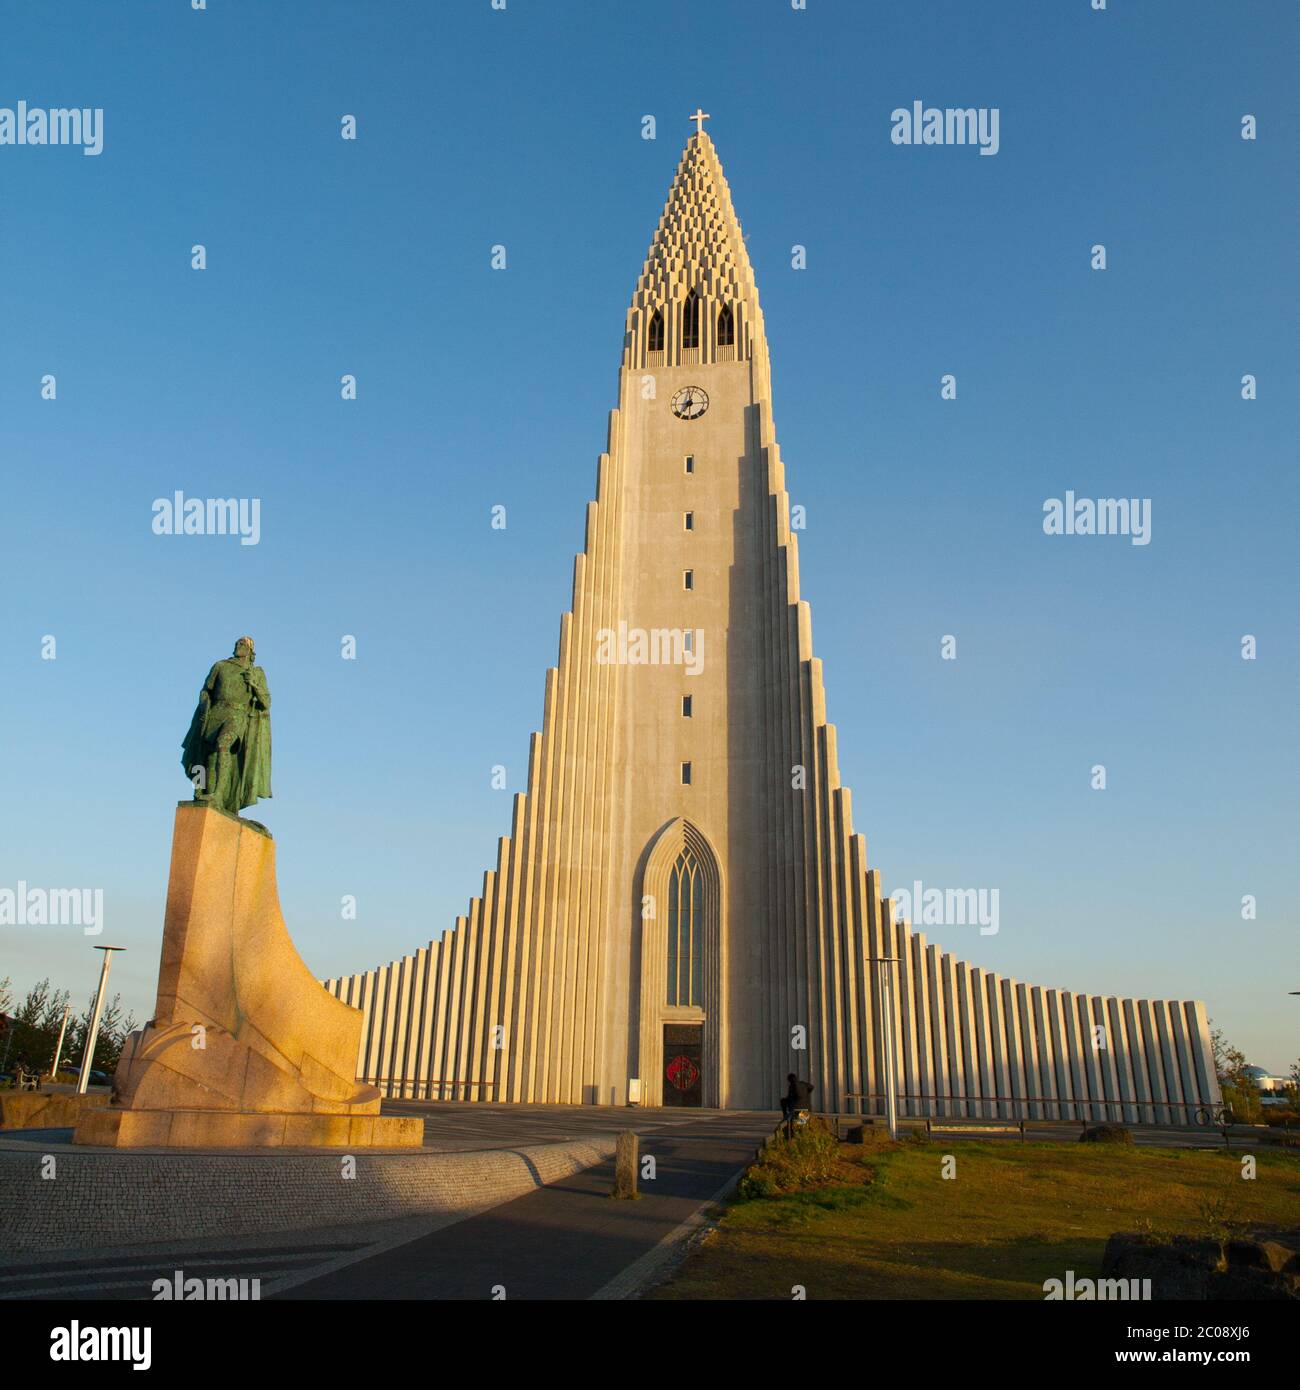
top-left (636, 819), bottom-right (724, 1107)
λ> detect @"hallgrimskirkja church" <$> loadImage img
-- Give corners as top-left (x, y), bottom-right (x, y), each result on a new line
top-left (326, 119), bottom-right (1220, 1120)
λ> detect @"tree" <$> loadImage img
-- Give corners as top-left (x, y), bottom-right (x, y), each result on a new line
top-left (1210, 1024), bottom-right (1260, 1123)
top-left (0, 978), bottom-right (136, 1079)
top-left (10, 979), bottom-right (70, 1074)
top-left (68, 992), bottom-right (137, 1076)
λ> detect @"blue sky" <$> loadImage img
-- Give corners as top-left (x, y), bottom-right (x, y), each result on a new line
top-left (1, 1), bottom-right (1296, 1072)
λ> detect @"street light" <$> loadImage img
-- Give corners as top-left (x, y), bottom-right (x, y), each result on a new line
top-left (50, 1002), bottom-right (72, 1080)
top-left (77, 945), bottom-right (126, 1095)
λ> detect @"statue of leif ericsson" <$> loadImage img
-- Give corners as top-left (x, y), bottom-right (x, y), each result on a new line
top-left (181, 636), bottom-right (272, 816)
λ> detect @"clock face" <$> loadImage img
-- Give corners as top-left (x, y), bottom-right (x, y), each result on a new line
top-left (671, 386), bottom-right (709, 421)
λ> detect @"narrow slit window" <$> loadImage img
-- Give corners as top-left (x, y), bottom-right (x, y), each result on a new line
top-left (684, 570), bottom-right (694, 590)
top-left (681, 761), bottom-right (692, 785)
top-left (684, 455), bottom-right (694, 474)
top-left (682, 695), bottom-right (693, 717)
top-left (684, 512), bottom-right (694, 531)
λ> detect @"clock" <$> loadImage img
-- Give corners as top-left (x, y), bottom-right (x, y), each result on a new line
top-left (671, 386), bottom-right (709, 421)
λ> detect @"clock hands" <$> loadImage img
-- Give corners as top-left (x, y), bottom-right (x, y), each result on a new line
top-left (673, 388), bottom-right (706, 418)
top-left (673, 386), bottom-right (708, 419)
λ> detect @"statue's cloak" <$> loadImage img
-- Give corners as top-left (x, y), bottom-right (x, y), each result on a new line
top-left (180, 662), bottom-right (272, 812)
top-left (180, 686), bottom-right (211, 785)
top-left (236, 701), bottom-right (272, 810)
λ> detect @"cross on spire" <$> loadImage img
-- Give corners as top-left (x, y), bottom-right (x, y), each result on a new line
top-left (689, 107), bottom-right (710, 136)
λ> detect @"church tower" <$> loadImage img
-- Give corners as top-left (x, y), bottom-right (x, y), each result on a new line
top-left (329, 118), bottom-right (1220, 1123)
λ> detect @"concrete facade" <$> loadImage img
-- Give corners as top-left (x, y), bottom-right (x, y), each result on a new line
top-left (327, 126), bottom-right (1221, 1121)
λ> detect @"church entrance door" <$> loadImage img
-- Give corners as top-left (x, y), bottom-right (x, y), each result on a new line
top-left (662, 1023), bottom-right (703, 1107)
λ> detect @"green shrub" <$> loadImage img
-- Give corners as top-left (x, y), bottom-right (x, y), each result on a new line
top-left (1079, 1123), bottom-right (1134, 1144)
top-left (736, 1170), bottom-right (780, 1200)
top-left (738, 1120), bottom-right (840, 1198)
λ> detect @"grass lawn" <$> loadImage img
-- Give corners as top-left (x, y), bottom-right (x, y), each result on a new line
top-left (650, 1135), bottom-right (1300, 1300)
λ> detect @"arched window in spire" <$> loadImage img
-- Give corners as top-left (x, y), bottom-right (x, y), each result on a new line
top-left (717, 303), bottom-right (734, 347)
top-left (647, 308), bottom-right (664, 353)
top-left (682, 290), bottom-right (701, 350)
top-left (666, 849), bottom-right (704, 1007)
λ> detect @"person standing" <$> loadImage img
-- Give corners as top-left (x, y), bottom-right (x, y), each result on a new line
top-left (781, 1071), bottom-right (815, 1120)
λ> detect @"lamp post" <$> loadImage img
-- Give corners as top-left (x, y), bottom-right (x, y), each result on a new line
top-left (77, 945), bottom-right (126, 1094)
top-left (50, 1002), bottom-right (72, 1080)
top-left (869, 954), bottom-right (900, 1139)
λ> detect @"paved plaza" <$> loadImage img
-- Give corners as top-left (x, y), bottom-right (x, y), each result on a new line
top-left (0, 1103), bottom-right (1243, 1301)
top-left (382, 1100), bottom-right (776, 1150)
top-left (1, 1106), bottom-right (775, 1301)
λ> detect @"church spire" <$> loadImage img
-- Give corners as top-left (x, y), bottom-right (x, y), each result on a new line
top-left (330, 113), bottom-right (1222, 1127)
top-left (624, 113), bottom-right (764, 370)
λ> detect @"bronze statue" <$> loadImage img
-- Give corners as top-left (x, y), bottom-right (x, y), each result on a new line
top-left (182, 636), bottom-right (272, 815)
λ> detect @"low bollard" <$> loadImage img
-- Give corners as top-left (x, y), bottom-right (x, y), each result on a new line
top-left (613, 1130), bottom-right (639, 1199)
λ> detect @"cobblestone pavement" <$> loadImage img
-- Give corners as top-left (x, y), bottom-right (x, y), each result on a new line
top-left (0, 1107), bottom-right (776, 1300)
